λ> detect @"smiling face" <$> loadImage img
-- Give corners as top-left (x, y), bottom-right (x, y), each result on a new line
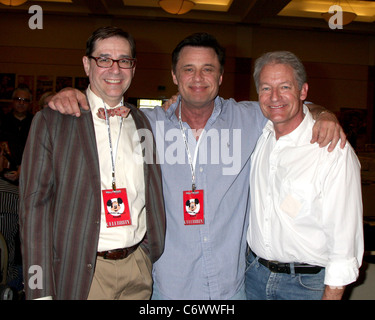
top-left (172, 46), bottom-right (223, 111)
top-left (258, 63), bottom-right (308, 138)
top-left (83, 36), bottom-right (135, 107)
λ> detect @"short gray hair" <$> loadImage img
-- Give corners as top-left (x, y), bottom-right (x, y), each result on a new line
top-left (12, 86), bottom-right (32, 100)
top-left (253, 51), bottom-right (306, 93)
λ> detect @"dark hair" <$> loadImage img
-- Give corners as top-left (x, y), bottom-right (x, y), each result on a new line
top-left (85, 26), bottom-right (136, 58)
top-left (172, 32), bottom-right (225, 73)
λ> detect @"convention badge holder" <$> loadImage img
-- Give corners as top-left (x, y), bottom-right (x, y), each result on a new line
top-left (183, 189), bottom-right (204, 225)
top-left (102, 188), bottom-right (132, 228)
top-left (100, 100), bottom-right (132, 228)
top-left (178, 102), bottom-right (205, 225)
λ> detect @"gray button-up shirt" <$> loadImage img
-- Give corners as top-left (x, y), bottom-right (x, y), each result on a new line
top-left (143, 96), bottom-right (266, 299)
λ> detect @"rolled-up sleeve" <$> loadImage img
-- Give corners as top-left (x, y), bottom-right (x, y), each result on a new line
top-left (322, 144), bottom-right (364, 286)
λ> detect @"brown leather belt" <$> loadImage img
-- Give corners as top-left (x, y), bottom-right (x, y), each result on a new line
top-left (97, 243), bottom-right (139, 260)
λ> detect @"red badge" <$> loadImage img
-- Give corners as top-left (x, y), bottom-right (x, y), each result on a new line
top-left (102, 188), bottom-right (132, 228)
top-left (183, 189), bottom-right (204, 225)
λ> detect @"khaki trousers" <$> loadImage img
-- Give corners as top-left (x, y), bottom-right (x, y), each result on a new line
top-left (87, 246), bottom-right (152, 300)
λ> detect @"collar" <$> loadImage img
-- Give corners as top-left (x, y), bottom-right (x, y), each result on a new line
top-left (86, 85), bottom-right (123, 117)
top-left (166, 95), bottom-right (223, 127)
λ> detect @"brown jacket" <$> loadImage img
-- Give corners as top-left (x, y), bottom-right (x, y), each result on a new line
top-left (19, 103), bottom-right (165, 300)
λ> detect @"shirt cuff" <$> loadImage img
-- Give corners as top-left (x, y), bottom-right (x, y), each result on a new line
top-left (324, 258), bottom-right (360, 286)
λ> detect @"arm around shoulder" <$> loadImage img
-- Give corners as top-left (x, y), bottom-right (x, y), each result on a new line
top-left (48, 87), bottom-right (89, 117)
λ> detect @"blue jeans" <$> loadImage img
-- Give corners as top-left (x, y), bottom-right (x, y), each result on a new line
top-left (151, 282), bottom-right (246, 300)
top-left (245, 251), bottom-right (325, 300)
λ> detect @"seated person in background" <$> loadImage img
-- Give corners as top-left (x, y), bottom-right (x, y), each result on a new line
top-left (0, 145), bottom-right (22, 291)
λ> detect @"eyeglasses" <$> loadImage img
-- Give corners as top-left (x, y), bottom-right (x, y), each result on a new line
top-left (89, 56), bottom-right (136, 69)
top-left (13, 97), bottom-right (31, 103)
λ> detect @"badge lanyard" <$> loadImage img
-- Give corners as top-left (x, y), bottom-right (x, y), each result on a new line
top-left (179, 103), bottom-right (205, 225)
top-left (178, 102), bottom-right (204, 192)
top-left (102, 99), bottom-right (124, 191)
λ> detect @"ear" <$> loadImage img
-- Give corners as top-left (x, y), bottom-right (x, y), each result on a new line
top-left (171, 69), bottom-right (178, 86)
top-left (82, 56), bottom-right (90, 76)
top-left (218, 73), bottom-right (223, 86)
top-left (300, 83), bottom-right (308, 101)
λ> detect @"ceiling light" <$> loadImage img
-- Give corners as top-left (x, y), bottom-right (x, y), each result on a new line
top-left (159, 0), bottom-right (195, 15)
top-left (322, 11), bottom-right (356, 25)
top-left (0, 0), bottom-right (28, 5)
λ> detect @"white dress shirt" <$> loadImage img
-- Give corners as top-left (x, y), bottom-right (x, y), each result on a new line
top-left (87, 87), bottom-right (146, 252)
top-left (247, 105), bottom-right (364, 286)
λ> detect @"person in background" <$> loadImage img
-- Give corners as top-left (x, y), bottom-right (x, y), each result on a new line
top-left (245, 51), bottom-right (363, 300)
top-left (47, 32), bottom-right (346, 300)
top-left (0, 144), bottom-right (22, 294)
top-left (19, 26), bottom-right (165, 300)
top-left (0, 87), bottom-right (33, 184)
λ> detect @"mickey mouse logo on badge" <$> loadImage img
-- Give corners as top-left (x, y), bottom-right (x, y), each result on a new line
top-left (106, 198), bottom-right (125, 216)
top-left (185, 198), bottom-right (200, 216)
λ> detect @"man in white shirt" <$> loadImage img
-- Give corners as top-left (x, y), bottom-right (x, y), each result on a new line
top-left (245, 51), bottom-right (364, 300)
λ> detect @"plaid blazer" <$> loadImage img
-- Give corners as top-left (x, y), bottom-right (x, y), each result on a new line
top-left (19, 103), bottom-right (165, 300)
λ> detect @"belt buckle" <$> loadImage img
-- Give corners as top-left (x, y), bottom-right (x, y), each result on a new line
top-left (268, 261), bottom-right (290, 274)
top-left (119, 248), bottom-right (128, 259)
top-left (103, 248), bottom-right (127, 260)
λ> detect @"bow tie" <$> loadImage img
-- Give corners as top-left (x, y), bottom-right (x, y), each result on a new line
top-left (97, 106), bottom-right (131, 120)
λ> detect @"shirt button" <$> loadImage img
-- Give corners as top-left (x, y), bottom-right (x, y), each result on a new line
top-left (200, 167), bottom-right (203, 172)
top-left (203, 237), bottom-right (208, 242)
top-left (87, 264), bottom-right (93, 269)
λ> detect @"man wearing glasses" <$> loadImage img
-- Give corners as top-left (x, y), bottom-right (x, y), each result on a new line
top-left (0, 86), bottom-right (33, 184)
top-left (19, 26), bottom-right (166, 300)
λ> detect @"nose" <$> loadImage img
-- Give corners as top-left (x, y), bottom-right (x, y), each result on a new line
top-left (109, 61), bottom-right (121, 73)
top-left (270, 89), bottom-right (280, 101)
top-left (193, 70), bottom-right (204, 81)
